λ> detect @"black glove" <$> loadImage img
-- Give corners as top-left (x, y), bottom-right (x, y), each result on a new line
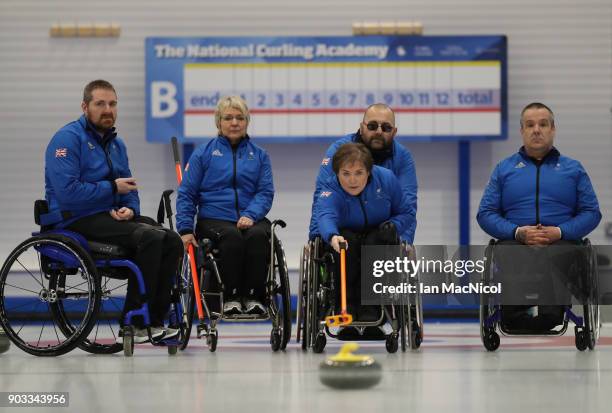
top-left (378, 221), bottom-right (398, 244)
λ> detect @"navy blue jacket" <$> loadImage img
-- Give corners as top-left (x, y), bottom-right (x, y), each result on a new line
top-left (477, 147), bottom-right (601, 240)
top-left (44, 115), bottom-right (139, 228)
top-left (309, 132), bottom-right (417, 243)
top-left (314, 166), bottom-right (412, 243)
top-left (176, 135), bottom-right (274, 234)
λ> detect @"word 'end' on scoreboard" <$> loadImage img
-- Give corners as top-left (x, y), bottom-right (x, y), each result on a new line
top-left (146, 35), bottom-right (507, 143)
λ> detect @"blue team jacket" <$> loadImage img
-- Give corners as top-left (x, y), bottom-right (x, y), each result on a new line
top-left (44, 115), bottom-right (139, 228)
top-left (308, 132), bottom-right (417, 243)
top-left (477, 147), bottom-right (601, 240)
top-left (176, 135), bottom-right (274, 234)
top-left (314, 166), bottom-right (412, 243)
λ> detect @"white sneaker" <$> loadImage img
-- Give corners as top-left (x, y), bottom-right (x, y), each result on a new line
top-left (118, 327), bottom-right (165, 344)
top-left (162, 326), bottom-right (180, 339)
top-left (244, 300), bottom-right (266, 315)
top-left (223, 300), bottom-right (243, 315)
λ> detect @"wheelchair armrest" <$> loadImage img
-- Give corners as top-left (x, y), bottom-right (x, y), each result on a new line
top-left (34, 199), bottom-right (49, 226)
top-left (156, 189), bottom-right (174, 226)
top-left (271, 219), bottom-right (286, 229)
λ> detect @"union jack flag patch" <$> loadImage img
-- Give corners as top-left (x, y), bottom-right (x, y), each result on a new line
top-left (55, 148), bottom-right (67, 158)
top-left (320, 191), bottom-right (332, 198)
top-left (321, 157), bottom-right (330, 166)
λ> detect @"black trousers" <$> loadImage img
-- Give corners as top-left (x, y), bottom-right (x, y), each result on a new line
top-left (67, 212), bottom-right (183, 327)
top-left (495, 239), bottom-right (582, 330)
top-left (328, 225), bottom-right (399, 311)
top-left (196, 218), bottom-right (270, 301)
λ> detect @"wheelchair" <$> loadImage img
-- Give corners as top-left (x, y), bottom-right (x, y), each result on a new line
top-left (297, 237), bottom-right (424, 353)
top-left (479, 239), bottom-right (600, 352)
top-left (179, 219), bottom-right (291, 352)
top-left (0, 327), bottom-right (9, 353)
top-left (0, 199), bottom-right (189, 357)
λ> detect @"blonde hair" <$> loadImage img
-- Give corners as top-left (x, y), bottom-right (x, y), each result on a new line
top-left (215, 95), bottom-right (250, 130)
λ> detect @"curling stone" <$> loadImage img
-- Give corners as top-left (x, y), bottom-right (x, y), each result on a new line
top-left (0, 329), bottom-right (10, 354)
top-left (319, 343), bottom-right (382, 389)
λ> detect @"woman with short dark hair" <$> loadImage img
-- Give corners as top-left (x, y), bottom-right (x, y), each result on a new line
top-left (313, 142), bottom-right (412, 321)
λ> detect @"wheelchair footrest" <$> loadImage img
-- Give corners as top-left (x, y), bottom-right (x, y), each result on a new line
top-left (332, 326), bottom-right (388, 341)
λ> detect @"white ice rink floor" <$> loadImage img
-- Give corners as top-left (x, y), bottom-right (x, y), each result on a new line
top-left (1, 322), bottom-right (612, 413)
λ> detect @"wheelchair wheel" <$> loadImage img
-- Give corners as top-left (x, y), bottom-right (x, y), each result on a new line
top-left (584, 303), bottom-right (599, 350)
top-left (296, 244), bottom-right (307, 349)
top-left (273, 238), bottom-right (291, 350)
top-left (0, 236), bottom-right (100, 356)
top-left (176, 255), bottom-right (195, 351)
top-left (51, 270), bottom-right (124, 354)
top-left (574, 327), bottom-right (588, 351)
top-left (400, 243), bottom-right (423, 351)
top-left (123, 326), bottom-right (134, 357)
top-left (0, 329), bottom-right (10, 353)
top-left (270, 329), bottom-right (281, 352)
top-left (479, 241), bottom-right (499, 351)
top-left (398, 304), bottom-right (407, 352)
top-left (299, 242), bottom-right (313, 350)
top-left (386, 333), bottom-right (399, 353)
top-left (305, 242), bottom-right (321, 351)
top-left (313, 333), bottom-right (326, 353)
top-left (207, 329), bottom-right (218, 352)
top-left (483, 330), bottom-right (500, 351)
top-left (179, 254), bottom-right (196, 351)
top-left (409, 306), bottom-right (423, 350)
top-left (584, 241), bottom-right (599, 350)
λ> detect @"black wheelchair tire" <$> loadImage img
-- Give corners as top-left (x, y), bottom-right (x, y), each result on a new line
top-left (0, 236), bottom-right (100, 357)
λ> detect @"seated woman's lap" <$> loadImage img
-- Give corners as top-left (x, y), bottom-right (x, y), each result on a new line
top-left (326, 226), bottom-right (399, 311)
top-left (196, 218), bottom-right (270, 300)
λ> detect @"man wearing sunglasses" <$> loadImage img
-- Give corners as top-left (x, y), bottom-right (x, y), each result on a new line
top-left (309, 103), bottom-right (417, 245)
top-left (308, 104), bottom-right (417, 325)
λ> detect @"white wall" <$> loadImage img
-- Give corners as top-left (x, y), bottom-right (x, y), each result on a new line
top-left (0, 0), bottom-right (610, 269)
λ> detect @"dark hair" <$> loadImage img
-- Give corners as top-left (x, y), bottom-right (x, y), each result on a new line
top-left (332, 143), bottom-right (374, 174)
top-left (520, 102), bottom-right (554, 127)
top-left (83, 79), bottom-right (116, 104)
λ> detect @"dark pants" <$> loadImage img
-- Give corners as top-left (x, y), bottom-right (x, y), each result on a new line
top-left (196, 218), bottom-right (270, 301)
top-left (67, 212), bottom-right (183, 327)
top-left (328, 225), bottom-right (399, 312)
top-left (495, 239), bottom-right (581, 330)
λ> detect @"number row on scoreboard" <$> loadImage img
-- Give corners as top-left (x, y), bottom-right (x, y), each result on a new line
top-left (184, 89), bottom-right (500, 112)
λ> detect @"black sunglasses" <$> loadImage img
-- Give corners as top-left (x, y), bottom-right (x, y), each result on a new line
top-left (365, 121), bottom-right (394, 133)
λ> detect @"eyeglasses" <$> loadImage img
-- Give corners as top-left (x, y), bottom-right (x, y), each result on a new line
top-left (221, 115), bottom-right (247, 122)
top-left (365, 121), bottom-right (394, 133)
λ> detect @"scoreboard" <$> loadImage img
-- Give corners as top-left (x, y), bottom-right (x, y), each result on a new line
top-left (146, 35), bottom-right (506, 142)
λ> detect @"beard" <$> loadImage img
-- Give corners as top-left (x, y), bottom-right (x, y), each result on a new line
top-left (366, 136), bottom-right (391, 150)
top-left (90, 115), bottom-right (115, 133)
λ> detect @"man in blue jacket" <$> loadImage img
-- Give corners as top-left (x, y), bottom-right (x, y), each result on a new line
top-left (309, 104), bottom-right (418, 244)
top-left (477, 102), bottom-right (601, 329)
top-left (45, 79), bottom-right (183, 343)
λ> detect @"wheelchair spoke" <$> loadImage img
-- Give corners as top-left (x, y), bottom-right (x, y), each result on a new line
top-left (106, 318), bottom-right (118, 340)
top-left (103, 296), bottom-right (124, 313)
top-left (2, 283), bottom-right (42, 296)
top-left (3, 299), bottom-right (45, 313)
top-left (36, 250), bottom-right (45, 287)
top-left (52, 317), bottom-right (62, 346)
top-left (102, 282), bottom-right (128, 295)
top-left (63, 279), bottom-right (91, 294)
top-left (36, 318), bottom-right (47, 348)
top-left (14, 258), bottom-right (46, 290)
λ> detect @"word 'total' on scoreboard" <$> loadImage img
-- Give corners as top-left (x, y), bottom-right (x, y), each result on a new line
top-left (145, 36), bottom-right (507, 143)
